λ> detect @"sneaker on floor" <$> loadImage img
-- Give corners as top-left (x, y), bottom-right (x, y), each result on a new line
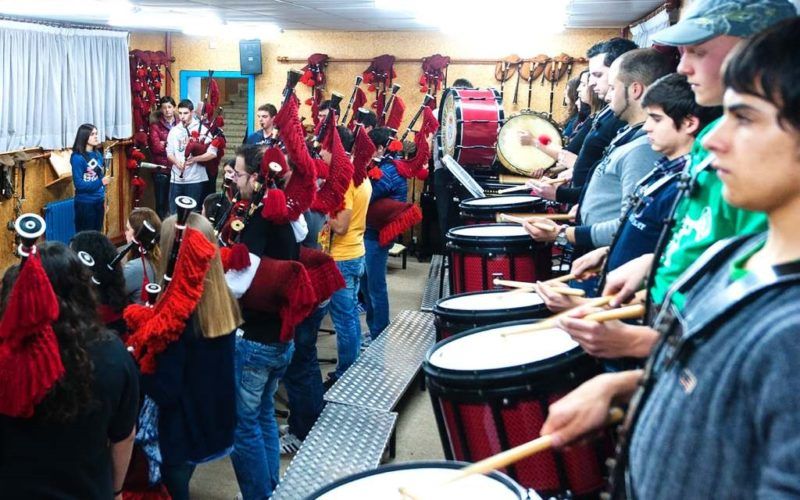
top-left (280, 432), bottom-right (303, 455)
top-left (360, 336), bottom-right (372, 351)
top-left (279, 423), bottom-right (289, 436)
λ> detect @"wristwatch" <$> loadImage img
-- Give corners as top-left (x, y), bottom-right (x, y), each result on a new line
top-left (555, 225), bottom-right (569, 247)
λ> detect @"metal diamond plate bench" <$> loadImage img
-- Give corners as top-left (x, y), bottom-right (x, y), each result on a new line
top-left (421, 254), bottom-right (449, 311)
top-left (272, 402), bottom-right (397, 500)
top-left (324, 310), bottom-right (435, 412)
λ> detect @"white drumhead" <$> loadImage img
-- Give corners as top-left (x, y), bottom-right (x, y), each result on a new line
top-left (451, 225), bottom-right (529, 238)
top-left (497, 113), bottom-right (562, 176)
top-left (440, 291), bottom-right (544, 311)
top-left (463, 195), bottom-right (539, 207)
top-left (429, 325), bottom-right (578, 371)
top-left (441, 91), bottom-right (458, 159)
top-left (316, 466), bottom-right (522, 499)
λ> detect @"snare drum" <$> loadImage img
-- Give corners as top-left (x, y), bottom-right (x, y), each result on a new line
top-left (424, 322), bottom-right (612, 497)
top-left (310, 461), bottom-right (536, 500)
top-left (446, 224), bottom-right (551, 294)
top-left (497, 111), bottom-right (563, 177)
top-left (439, 88), bottom-right (505, 167)
top-left (433, 289), bottom-right (549, 342)
top-left (459, 195), bottom-right (546, 224)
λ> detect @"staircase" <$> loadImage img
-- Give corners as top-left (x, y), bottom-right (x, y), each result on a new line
top-left (222, 93), bottom-right (249, 164)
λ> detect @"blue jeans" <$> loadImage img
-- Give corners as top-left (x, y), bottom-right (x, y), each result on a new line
top-left (74, 198), bottom-right (104, 233)
top-left (282, 302), bottom-right (328, 440)
top-left (330, 257), bottom-right (365, 379)
top-left (169, 181), bottom-right (205, 214)
top-left (361, 238), bottom-right (390, 340)
top-left (231, 336), bottom-right (294, 500)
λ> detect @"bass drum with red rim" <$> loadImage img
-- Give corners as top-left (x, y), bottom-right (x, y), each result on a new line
top-left (439, 87), bottom-right (505, 167)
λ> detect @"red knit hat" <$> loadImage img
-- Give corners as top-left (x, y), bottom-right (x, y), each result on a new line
top-left (0, 253), bottom-right (63, 418)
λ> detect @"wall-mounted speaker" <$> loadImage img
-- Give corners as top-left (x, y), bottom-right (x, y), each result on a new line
top-left (239, 39), bottom-right (262, 75)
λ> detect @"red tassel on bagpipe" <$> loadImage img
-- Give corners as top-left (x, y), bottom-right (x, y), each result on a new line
top-left (310, 111), bottom-right (354, 216)
top-left (219, 243), bottom-right (251, 272)
top-left (367, 199), bottom-right (423, 246)
top-left (298, 247), bottom-right (344, 303)
top-left (124, 229), bottom-right (215, 374)
top-left (351, 126), bottom-right (375, 187)
top-left (385, 95), bottom-right (406, 131)
top-left (272, 94), bottom-right (317, 221)
top-left (0, 253), bottom-right (63, 418)
top-left (240, 257), bottom-right (318, 342)
top-left (392, 106), bottom-right (439, 180)
top-left (261, 188), bottom-right (289, 223)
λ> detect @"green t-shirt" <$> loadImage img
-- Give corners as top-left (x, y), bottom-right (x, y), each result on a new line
top-left (650, 118), bottom-right (768, 309)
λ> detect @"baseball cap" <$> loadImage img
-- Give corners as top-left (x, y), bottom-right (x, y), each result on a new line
top-left (653, 0), bottom-right (797, 46)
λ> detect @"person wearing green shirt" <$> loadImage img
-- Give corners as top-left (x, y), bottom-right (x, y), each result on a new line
top-left (553, 0), bottom-right (796, 361)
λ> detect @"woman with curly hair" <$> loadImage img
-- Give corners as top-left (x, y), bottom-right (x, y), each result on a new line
top-left (0, 241), bottom-right (139, 499)
top-left (123, 207), bottom-right (162, 305)
top-left (70, 230), bottom-right (130, 337)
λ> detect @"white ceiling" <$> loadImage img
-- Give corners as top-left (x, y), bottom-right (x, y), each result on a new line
top-left (6, 0), bottom-right (668, 30)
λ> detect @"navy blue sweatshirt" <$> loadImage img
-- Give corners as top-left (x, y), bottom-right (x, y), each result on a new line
top-left (366, 159), bottom-right (408, 241)
top-left (71, 151), bottom-right (105, 203)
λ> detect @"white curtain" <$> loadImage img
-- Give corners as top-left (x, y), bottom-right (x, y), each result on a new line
top-left (630, 9), bottom-right (671, 48)
top-left (0, 20), bottom-right (131, 152)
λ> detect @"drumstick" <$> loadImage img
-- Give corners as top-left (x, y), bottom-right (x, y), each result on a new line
top-left (497, 213), bottom-right (572, 224)
top-left (398, 408), bottom-right (625, 500)
top-left (502, 304), bottom-right (645, 338)
top-left (542, 177), bottom-right (568, 186)
top-left (532, 221), bottom-right (557, 232)
top-left (494, 278), bottom-right (586, 296)
top-left (497, 184), bottom-right (533, 194)
top-left (501, 289), bottom-right (646, 337)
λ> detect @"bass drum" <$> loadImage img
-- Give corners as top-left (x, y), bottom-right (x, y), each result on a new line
top-left (497, 111), bottom-right (562, 177)
top-left (439, 88), bottom-right (505, 167)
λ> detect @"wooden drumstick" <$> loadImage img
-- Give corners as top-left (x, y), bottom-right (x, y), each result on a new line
top-left (494, 278), bottom-right (586, 296)
top-left (398, 408), bottom-right (625, 500)
top-left (497, 213), bottom-right (572, 224)
top-left (502, 304), bottom-right (646, 337)
top-left (494, 271), bottom-right (598, 289)
top-left (497, 184), bottom-right (533, 194)
top-left (501, 289), bottom-right (647, 337)
top-left (543, 177), bottom-right (568, 186)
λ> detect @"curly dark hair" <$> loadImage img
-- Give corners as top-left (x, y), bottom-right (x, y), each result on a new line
top-left (1, 242), bottom-right (107, 423)
top-left (70, 231), bottom-right (129, 312)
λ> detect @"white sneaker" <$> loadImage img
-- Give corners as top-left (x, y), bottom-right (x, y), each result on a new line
top-left (279, 424), bottom-right (289, 436)
top-left (280, 432), bottom-right (303, 455)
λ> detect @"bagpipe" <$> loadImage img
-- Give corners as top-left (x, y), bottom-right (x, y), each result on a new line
top-left (183, 71), bottom-right (226, 179)
top-left (364, 93), bottom-right (439, 247)
top-left (124, 196), bottom-right (219, 374)
top-left (0, 214), bottom-right (62, 419)
top-left (212, 69), bottom-right (347, 339)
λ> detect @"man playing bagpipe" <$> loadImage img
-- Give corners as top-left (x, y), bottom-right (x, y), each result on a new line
top-left (541, 17), bottom-right (800, 498)
top-left (244, 103), bottom-right (280, 147)
top-left (166, 99), bottom-right (221, 213)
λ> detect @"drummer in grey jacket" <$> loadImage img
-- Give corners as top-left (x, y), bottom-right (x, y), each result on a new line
top-left (524, 48), bottom-right (673, 251)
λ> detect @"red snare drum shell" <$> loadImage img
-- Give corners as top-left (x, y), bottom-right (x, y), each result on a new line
top-left (424, 321), bottom-right (613, 497)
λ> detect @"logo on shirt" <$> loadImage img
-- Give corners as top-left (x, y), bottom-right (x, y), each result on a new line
top-left (662, 207), bottom-right (713, 267)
